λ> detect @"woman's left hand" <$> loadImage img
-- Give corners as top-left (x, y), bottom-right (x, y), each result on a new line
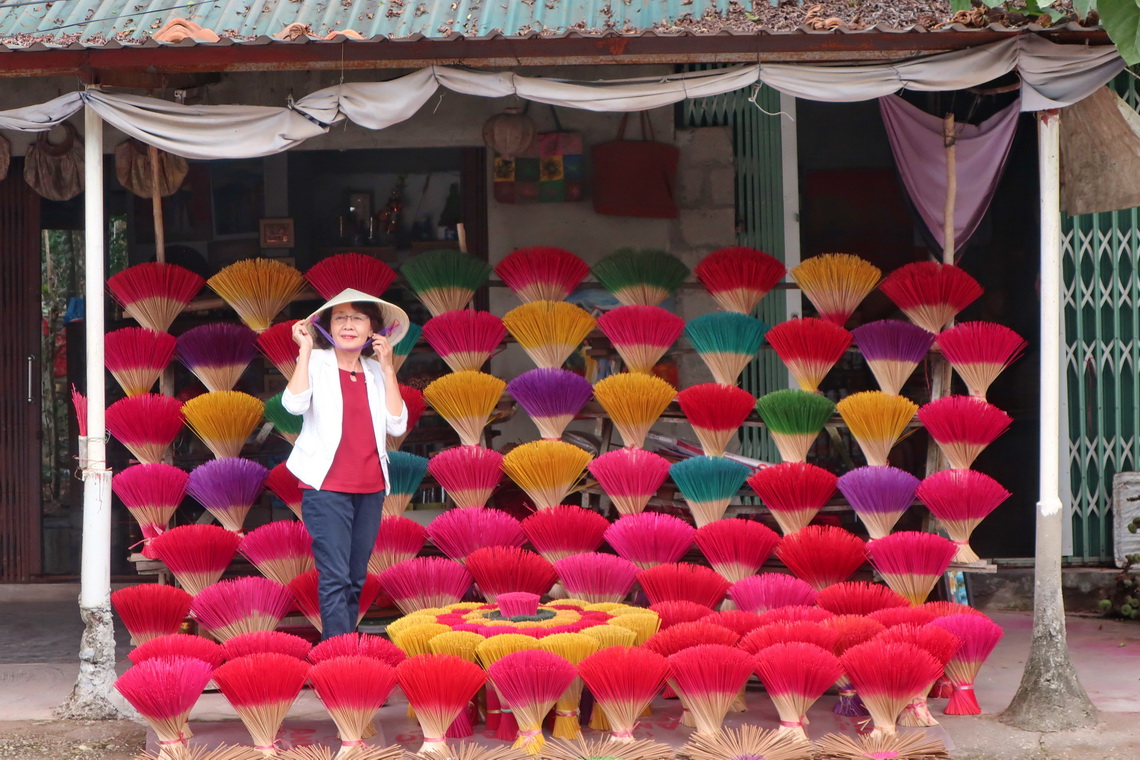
top-left (372, 333), bottom-right (395, 373)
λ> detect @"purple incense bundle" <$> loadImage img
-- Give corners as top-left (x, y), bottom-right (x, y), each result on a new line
top-left (186, 457), bottom-right (269, 534)
top-left (850, 319), bottom-right (935, 396)
top-left (507, 367), bottom-right (594, 440)
top-left (836, 465), bottom-right (921, 540)
top-left (176, 322), bottom-right (259, 393)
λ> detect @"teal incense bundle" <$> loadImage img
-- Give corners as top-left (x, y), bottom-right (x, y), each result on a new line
top-left (670, 455), bottom-right (752, 527)
top-left (684, 312), bottom-right (770, 386)
top-left (384, 450), bottom-right (430, 517)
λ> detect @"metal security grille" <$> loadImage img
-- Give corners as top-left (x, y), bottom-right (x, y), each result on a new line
top-left (682, 80), bottom-right (790, 462)
top-left (1061, 71), bottom-right (1140, 563)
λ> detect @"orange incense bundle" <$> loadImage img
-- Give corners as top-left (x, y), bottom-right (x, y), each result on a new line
top-left (501, 440), bottom-right (592, 509)
top-left (916, 396), bottom-right (1012, 470)
top-left (212, 652), bottom-right (311, 754)
top-left (916, 468), bottom-right (1011, 564)
top-left (554, 553), bottom-right (640, 604)
top-left (502, 300), bottom-right (597, 369)
top-left (309, 655), bottom-right (399, 754)
top-left (694, 518), bottom-right (780, 583)
top-left (637, 562), bottom-right (730, 608)
top-left (190, 576), bottom-right (295, 642)
top-left (578, 645), bottom-right (669, 742)
top-left (495, 246), bottom-right (590, 303)
top-left (667, 645), bottom-right (755, 736)
top-left (423, 309), bottom-right (507, 373)
top-left (789, 253), bottom-right (881, 327)
top-left (466, 546), bottom-right (557, 602)
top-left (264, 463), bottom-right (303, 519)
top-left (753, 641), bottom-right (844, 740)
top-left (428, 445), bottom-right (503, 508)
top-left (839, 640), bottom-right (942, 737)
top-left (936, 321), bottom-right (1027, 399)
top-left (223, 631), bottom-right (313, 662)
top-left (728, 573), bottom-right (818, 613)
top-left (288, 569), bottom-right (383, 632)
top-left (746, 461), bottom-right (838, 536)
top-left (398, 653), bottom-right (488, 755)
top-left (112, 463), bottom-right (188, 558)
top-left (930, 612), bottom-right (1003, 715)
top-left (427, 506), bottom-right (525, 562)
top-left (676, 383), bottom-right (756, 457)
top-left (423, 371), bottom-right (505, 447)
top-left (866, 531), bottom-right (958, 605)
top-left (521, 504), bottom-right (609, 563)
top-left (239, 520), bottom-right (315, 585)
top-left (207, 258), bottom-right (306, 332)
top-left (814, 581), bottom-right (909, 616)
top-left (107, 261), bottom-right (205, 333)
top-left (488, 649), bottom-right (578, 754)
top-left (111, 584), bottom-right (192, 644)
top-left (255, 320), bottom-right (300, 380)
top-left (694, 246), bottom-right (786, 315)
top-left (305, 252), bottom-right (396, 299)
top-left (182, 391), bottom-right (263, 460)
top-left (105, 327), bottom-right (176, 396)
top-left (389, 384), bottom-right (427, 450)
top-left (836, 391), bottom-right (918, 467)
top-left (129, 634), bottom-right (225, 669)
top-left (765, 318), bottom-right (852, 391)
top-left (147, 524), bottom-right (242, 596)
top-left (369, 514), bottom-right (428, 574)
top-left (592, 373), bottom-right (676, 449)
top-left (879, 261), bottom-right (983, 334)
top-left (106, 393), bottom-right (184, 464)
top-left (775, 525), bottom-right (865, 590)
top-left (876, 624), bottom-right (962, 727)
top-left (738, 620), bottom-right (839, 656)
top-left (114, 655), bottom-right (213, 758)
top-left (596, 305), bottom-right (685, 374)
top-left (604, 512), bottom-right (696, 570)
top-left (587, 447), bottom-right (671, 516)
top-left (822, 614), bottom-right (888, 717)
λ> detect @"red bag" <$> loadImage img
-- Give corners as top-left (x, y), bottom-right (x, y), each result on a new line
top-left (591, 113), bottom-right (680, 219)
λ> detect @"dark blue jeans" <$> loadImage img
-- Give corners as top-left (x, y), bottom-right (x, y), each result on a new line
top-left (301, 489), bottom-right (384, 639)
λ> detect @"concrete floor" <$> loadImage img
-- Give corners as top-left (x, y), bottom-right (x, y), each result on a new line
top-left (2, 591), bottom-right (1138, 758)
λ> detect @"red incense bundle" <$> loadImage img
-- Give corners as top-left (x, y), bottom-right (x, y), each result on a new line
top-left (738, 620), bottom-right (839, 656)
top-left (256, 320), bottom-right (300, 380)
top-left (309, 632), bottom-right (406, 667)
top-left (521, 505), bottom-right (609, 563)
top-left (190, 576), bottom-right (295, 642)
top-left (644, 621), bottom-right (741, 659)
top-left (774, 525), bottom-right (866, 589)
top-left (587, 447), bottom-right (672, 516)
top-left (496, 246), bottom-right (590, 303)
top-left (746, 461), bottom-right (838, 536)
top-left (428, 507), bottom-right (525, 561)
top-left (423, 309), bottom-right (507, 373)
top-left (667, 645), bottom-right (756, 736)
top-left (105, 326), bottom-right (176, 396)
top-left (930, 613), bottom-right (1003, 715)
top-left (428, 446), bottom-right (504, 509)
top-left (212, 652), bottom-right (311, 754)
top-left (288, 569), bottom-right (383, 632)
top-left (754, 605), bottom-right (835, 627)
top-left (578, 646), bottom-right (669, 742)
top-left (378, 557), bottom-right (473, 614)
top-left (694, 518), bottom-right (780, 583)
top-left (106, 393), bottom-right (184, 464)
top-left (916, 468), bottom-right (1011, 564)
top-left (112, 584), bottom-right (192, 645)
top-left (239, 520), bottom-right (315, 585)
top-left (879, 261), bottom-right (983, 334)
top-left (700, 609), bottom-right (764, 638)
top-left (554, 553), bottom-right (640, 604)
top-left (868, 606), bottom-right (938, 629)
top-left (397, 653), bottom-right (488, 755)
top-left (866, 531), bottom-right (958, 605)
top-left (936, 321), bottom-right (1027, 399)
top-left (814, 581), bottom-right (910, 616)
top-left (264, 463), bottom-right (303, 520)
top-left (112, 463), bottom-right (188, 559)
top-left (305, 252), bottom-right (397, 299)
top-left (917, 396), bottom-right (1012, 470)
top-left (114, 655), bottom-right (213, 757)
top-left (129, 634), bottom-right (226, 668)
top-left (223, 631), bottom-right (313, 662)
top-left (488, 649), bottom-right (578, 754)
top-left (765, 318), bottom-right (852, 392)
top-left (465, 546), bottom-right (557, 602)
top-left (604, 512), bottom-right (696, 570)
top-left (637, 563), bottom-right (730, 608)
top-left (676, 383), bottom-right (756, 457)
top-left (388, 384), bottom-right (427, 450)
top-left (597, 305), bottom-right (686, 375)
top-left (822, 614), bottom-right (888, 717)
top-left (839, 640), bottom-right (942, 737)
top-left (106, 261), bottom-right (205, 333)
top-left (728, 573), bottom-right (819, 613)
top-left (369, 515), bottom-right (428, 575)
top-left (147, 524), bottom-right (242, 597)
top-left (753, 641), bottom-right (844, 740)
top-left (650, 601), bottom-right (715, 629)
top-left (694, 246), bottom-right (786, 315)
top-left (309, 655), bottom-right (399, 754)
top-left (876, 624), bottom-right (962, 727)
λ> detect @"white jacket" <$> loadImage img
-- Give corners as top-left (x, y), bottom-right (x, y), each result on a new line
top-left (281, 348), bottom-right (408, 492)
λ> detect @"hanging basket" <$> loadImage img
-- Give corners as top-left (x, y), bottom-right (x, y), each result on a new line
top-left (482, 107), bottom-right (537, 161)
top-left (114, 139), bottom-right (189, 199)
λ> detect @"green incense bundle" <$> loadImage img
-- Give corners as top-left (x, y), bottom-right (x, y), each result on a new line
top-left (400, 249), bottom-right (492, 317)
top-left (754, 389), bottom-right (836, 463)
top-left (592, 248), bottom-right (689, 308)
top-left (392, 322), bottom-right (422, 372)
top-left (684, 312), bottom-right (770, 386)
top-left (264, 392), bottom-right (303, 444)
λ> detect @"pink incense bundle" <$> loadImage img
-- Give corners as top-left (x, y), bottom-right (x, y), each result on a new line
top-left (676, 383), bottom-right (756, 457)
top-left (930, 613), bottom-right (1003, 715)
top-left (699, 610), bottom-right (764, 638)
top-left (378, 556), bottom-right (473, 614)
top-left (752, 642), bottom-right (844, 741)
top-left (487, 649), bottom-right (578, 754)
top-left (71, 385), bottom-right (87, 437)
top-left (694, 518), bottom-right (780, 583)
top-left (185, 457), bottom-right (269, 534)
top-left (875, 624), bottom-right (962, 727)
top-left (916, 468), bottom-right (1011, 564)
top-left (775, 525), bottom-right (866, 590)
top-left (814, 581), bottom-right (910, 616)
top-left (427, 507), bottom-right (525, 561)
top-left (128, 634), bottom-right (225, 669)
top-left (866, 531), bottom-right (958, 605)
top-left (255, 320), bottom-right (300, 380)
top-left (507, 368), bottom-right (594, 440)
top-left (596, 305), bottom-right (686, 375)
top-left (223, 630), bottom-right (313, 662)
top-left (650, 601), bottom-right (715, 629)
top-left (112, 463), bottom-right (188, 559)
top-left (765, 318), bottom-right (852, 392)
top-left (835, 465), bottom-right (920, 540)
top-left (190, 576), bottom-right (294, 642)
top-left (746, 461), bottom-right (838, 536)
top-left (114, 655), bottom-right (213, 756)
top-left (305, 252), bottom-right (397, 299)
top-left (498, 592), bottom-right (540, 618)
top-left (465, 546), bottom-right (557, 602)
top-left (111, 584), bottom-right (192, 644)
top-left (263, 463), bottom-right (303, 519)
top-left (106, 393), bottom-right (184, 464)
top-left (397, 653), bottom-right (487, 755)
top-left (369, 515), bottom-right (428, 574)
top-left (521, 504), bottom-right (609, 562)
top-left (936, 320), bottom-right (1028, 399)
top-left (868, 606), bottom-right (938, 629)
top-left (578, 645), bottom-right (670, 743)
top-left (239, 520), bottom-right (315, 585)
top-left (644, 620), bottom-right (741, 656)
top-left (309, 655), bottom-right (399, 754)
top-left (175, 322), bottom-right (259, 393)
top-left (917, 395), bottom-right (1012, 470)
top-left (921, 600), bottom-right (987, 619)
top-left (667, 645), bottom-right (756, 736)
top-left (389, 384), bottom-right (427, 450)
top-left (879, 261), bottom-right (983, 334)
top-left (554, 553), bottom-right (640, 604)
top-left (105, 326), bottom-right (176, 396)
top-left (839, 640), bottom-right (942, 737)
top-left (604, 512), bottom-right (696, 570)
top-left (728, 573), bottom-right (819, 613)
top-left (587, 447), bottom-right (672, 516)
top-left (738, 620), bottom-right (839, 656)
top-left (850, 320), bottom-right (936, 396)
top-left (755, 605), bottom-right (834, 627)
top-left (694, 246), bottom-right (786, 315)
top-left (147, 524), bottom-right (242, 596)
top-left (309, 632), bottom-right (406, 667)
top-left (212, 652), bottom-right (311, 753)
top-left (637, 563), bottom-right (730, 608)
top-left (423, 309), bottom-right (507, 373)
top-left (822, 614), bottom-right (888, 717)
top-left (288, 569), bottom-right (383, 632)
top-left (428, 446), bottom-right (504, 508)
top-left (495, 246), bottom-right (590, 303)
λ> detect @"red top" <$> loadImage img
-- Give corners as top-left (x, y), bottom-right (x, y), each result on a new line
top-left (305, 368), bottom-right (385, 493)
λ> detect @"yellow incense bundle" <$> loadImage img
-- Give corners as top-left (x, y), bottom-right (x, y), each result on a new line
top-left (181, 391), bottom-right (264, 459)
top-left (502, 301), bottom-right (597, 370)
top-left (501, 440), bottom-right (593, 509)
top-left (835, 391), bottom-right (917, 467)
top-left (207, 258), bottom-right (305, 332)
top-left (592, 373), bottom-right (676, 448)
top-left (789, 253), bottom-right (881, 327)
top-left (423, 371), bottom-right (506, 446)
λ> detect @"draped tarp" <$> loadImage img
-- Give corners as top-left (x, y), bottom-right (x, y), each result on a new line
top-left (0, 35), bottom-right (1123, 160)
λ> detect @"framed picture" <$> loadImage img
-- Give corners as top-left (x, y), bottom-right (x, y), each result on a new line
top-left (260, 218), bottom-right (295, 249)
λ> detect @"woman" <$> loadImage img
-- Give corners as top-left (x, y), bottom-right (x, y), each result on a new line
top-left (282, 287), bottom-right (408, 639)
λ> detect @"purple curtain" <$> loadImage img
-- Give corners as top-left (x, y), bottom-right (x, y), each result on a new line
top-left (879, 95), bottom-right (1020, 255)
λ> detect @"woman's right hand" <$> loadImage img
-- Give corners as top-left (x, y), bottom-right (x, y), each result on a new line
top-left (292, 319), bottom-right (314, 352)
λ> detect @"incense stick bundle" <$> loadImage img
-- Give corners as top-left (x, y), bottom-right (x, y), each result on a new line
top-left (305, 252), bottom-right (397, 299)
top-left (814, 581), bottom-right (909, 616)
top-left (428, 445), bottom-right (504, 508)
top-left (423, 371), bottom-right (506, 446)
top-left (309, 654), bottom-right (399, 752)
top-left (392, 322), bottom-right (423, 373)
top-left (288, 570), bottom-right (384, 632)
top-left (822, 614), bottom-right (888, 717)
top-left (521, 505), bottom-right (609, 563)
top-left (369, 514), bottom-right (428, 574)
top-left (851, 319), bottom-right (936, 396)
top-left (667, 644), bottom-right (755, 736)
top-left (423, 309), bottom-right (507, 373)
top-left (592, 373), bottom-right (676, 449)
top-left (677, 383), bottom-right (755, 457)
top-left (865, 531), bottom-right (958, 605)
top-left (263, 393), bottom-right (302, 445)
top-left (789, 253), bottom-right (881, 327)
top-left (212, 652), bottom-right (311, 755)
top-left (466, 546), bottom-right (557, 601)
top-left (683, 725), bottom-right (813, 760)
top-left (176, 323), bottom-right (259, 393)
top-left (596, 305), bottom-right (685, 374)
top-left (587, 447), bottom-right (671, 516)
top-left (738, 620), bottom-right (838, 656)
top-left (605, 512), bottom-right (696, 570)
top-left (753, 389), bottom-right (836, 463)
top-left (112, 584), bottom-right (193, 644)
top-left (190, 576), bottom-right (294, 641)
top-left (475, 634), bottom-right (541, 737)
top-left (114, 655), bottom-right (213, 759)
top-left (746, 461), bottom-right (838, 536)
top-left (815, 732), bottom-right (948, 760)
top-left (308, 632), bottom-right (407, 666)
top-left (835, 391), bottom-right (918, 467)
top-left (879, 261), bottom-right (983, 334)
top-left (876, 623), bottom-right (962, 727)
top-left (388, 383), bottom-right (427, 450)
top-left (684, 312), bottom-right (770, 386)
top-left (930, 612), bottom-right (1003, 715)
top-left (915, 468), bottom-right (1011, 564)
top-left (554, 553), bottom-right (640, 604)
top-left (495, 246), bottom-right (590, 303)
top-left (239, 519), bottom-right (315, 585)
top-left (147, 524), bottom-right (242, 596)
top-left (107, 261), bottom-right (205, 333)
top-left (637, 563), bottom-right (730, 608)
top-left (507, 368), bottom-right (593, 440)
top-left (839, 640), bottom-right (942, 737)
top-left (916, 396), bottom-right (1012, 470)
top-left (106, 393), bottom-right (184, 464)
top-left (752, 641), bottom-right (844, 740)
top-left (401, 249), bottom-right (493, 317)
top-left (592, 248), bottom-right (689, 308)
top-left (502, 300), bottom-right (596, 369)
top-left (694, 246), bottom-right (787, 315)
top-left (255, 320), bottom-right (300, 380)
top-left (537, 632), bottom-right (599, 740)
top-left (501, 440), bottom-right (593, 509)
top-left (264, 463), bottom-right (303, 519)
top-left (185, 457), bottom-right (268, 534)
top-left (670, 456), bottom-right (751, 527)
top-left (727, 573), bottom-right (818, 614)
top-left (223, 630), bottom-right (313, 662)
top-left (577, 645), bottom-right (669, 742)
top-left (426, 630), bottom-right (486, 738)
top-left (384, 450), bottom-right (430, 517)
top-left (182, 391), bottom-right (264, 460)
top-left (207, 258), bottom-right (306, 332)
top-left (756, 605), bottom-right (835, 626)
top-left (836, 465), bottom-right (920, 540)
top-left (112, 462), bottom-right (188, 558)
top-left (694, 518), bottom-right (780, 583)
top-left (774, 525), bottom-right (866, 590)
top-left (765, 318), bottom-right (852, 392)
top-left (378, 557), bottom-right (473, 614)
top-left (936, 321), bottom-right (1028, 399)
top-left (105, 327), bottom-right (176, 396)
top-left (488, 649), bottom-right (577, 754)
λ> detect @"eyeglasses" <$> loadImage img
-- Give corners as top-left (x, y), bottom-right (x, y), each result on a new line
top-left (331, 314), bottom-right (371, 326)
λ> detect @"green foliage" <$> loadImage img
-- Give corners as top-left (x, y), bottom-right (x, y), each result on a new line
top-left (1099, 552), bottom-right (1140, 619)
